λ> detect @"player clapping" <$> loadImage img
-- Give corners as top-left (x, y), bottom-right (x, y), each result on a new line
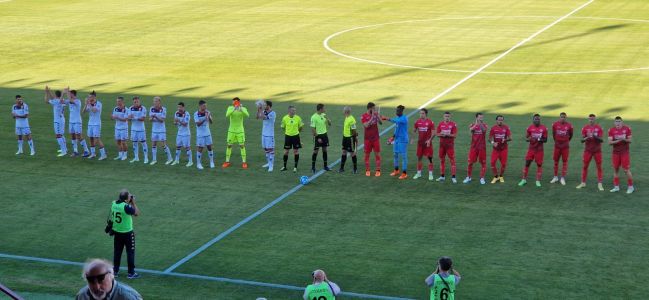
top-left (518, 114), bottom-right (548, 187)
top-left (550, 112), bottom-right (573, 185)
top-left (172, 102), bottom-right (193, 167)
top-left (45, 86), bottom-right (68, 156)
top-left (223, 97), bottom-right (249, 169)
top-left (463, 112), bottom-right (488, 185)
top-left (577, 114), bottom-right (604, 190)
top-left (149, 96), bottom-right (173, 165)
top-left (194, 100), bottom-right (215, 170)
top-left (128, 96), bottom-right (148, 164)
top-left (63, 87), bottom-right (90, 157)
top-left (111, 97), bottom-right (129, 161)
top-left (12, 95), bottom-right (35, 155)
top-left (257, 100), bottom-right (276, 172)
top-left (412, 109), bottom-right (435, 180)
top-left (436, 112), bottom-right (458, 183)
top-left (488, 115), bottom-right (511, 183)
top-left (83, 91), bottom-right (107, 160)
top-left (361, 102), bottom-right (382, 177)
top-left (608, 116), bottom-right (634, 194)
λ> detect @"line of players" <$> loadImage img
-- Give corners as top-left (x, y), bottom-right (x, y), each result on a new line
top-left (12, 88), bottom-right (634, 193)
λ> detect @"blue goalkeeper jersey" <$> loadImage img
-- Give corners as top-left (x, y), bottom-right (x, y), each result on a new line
top-left (391, 115), bottom-right (409, 143)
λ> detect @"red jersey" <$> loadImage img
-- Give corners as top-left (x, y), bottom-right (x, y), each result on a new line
top-left (552, 121), bottom-right (573, 149)
top-left (437, 121), bottom-right (457, 147)
top-left (581, 124), bottom-right (603, 153)
top-left (608, 125), bottom-right (632, 154)
top-left (489, 124), bottom-right (511, 151)
top-left (469, 122), bottom-right (488, 150)
top-left (414, 118), bottom-right (435, 145)
top-left (361, 112), bottom-right (380, 141)
top-left (526, 124), bottom-right (548, 151)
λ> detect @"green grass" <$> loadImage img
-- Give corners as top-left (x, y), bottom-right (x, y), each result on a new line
top-left (1, 0), bottom-right (648, 299)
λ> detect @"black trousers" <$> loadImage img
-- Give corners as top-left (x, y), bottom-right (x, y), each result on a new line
top-left (113, 231), bottom-right (136, 274)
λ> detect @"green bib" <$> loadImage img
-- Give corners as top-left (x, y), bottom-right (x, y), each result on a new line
top-left (111, 201), bottom-right (133, 233)
top-left (305, 282), bottom-right (335, 300)
top-left (430, 274), bottom-right (455, 300)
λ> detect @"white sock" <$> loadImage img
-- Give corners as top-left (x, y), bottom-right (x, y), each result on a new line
top-left (187, 149), bottom-right (192, 162)
top-left (90, 147), bottom-right (96, 155)
top-left (269, 151), bottom-right (274, 167)
top-left (99, 147), bottom-right (106, 156)
top-left (196, 152), bottom-right (202, 163)
top-left (61, 137), bottom-right (67, 152)
top-left (28, 140), bottom-right (34, 151)
top-left (208, 150), bottom-right (214, 163)
top-left (165, 146), bottom-right (172, 160)
top-left (151, 147), bottom-right (157, 160)
top-left (142, 142), bottom-right (148, 159)
top-left (18, 140), bottom-right (23, 152)
top-left (133, 143), bottom-right (139, 159)
top-left (72, 139), bottom-right (78, 153)
top-left (81, 139), bottom-right (89, 152)
top-left (175, 149), bottom-right (181, 160)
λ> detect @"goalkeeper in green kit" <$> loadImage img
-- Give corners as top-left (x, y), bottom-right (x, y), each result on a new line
top-left (223, 97), bottom-right (249, 169)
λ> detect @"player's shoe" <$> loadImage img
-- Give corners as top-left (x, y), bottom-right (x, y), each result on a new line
top-left (30, 150), bottom-right (36, 156)
top-left (210, 162), bottom-right (215, 169)
top-left (479, 178), bottom-right (486, 185)
top-left (550, 176), bottom-right (559, 184)
top-left (262, 163), bottom-right (269, 168)
top-left (222, 162), bottom-right (231, 168)
top-left (150, 160), bottom-right (157, 165)
top-left (268, 166), bottom-right (273, 172)
top-left (499, 176), bottom-right (505, 183)
top-left (389, 170), bottom-right (400, 177)
top-left (535, 181), bottom-right (542, 187)
top-left (87, 154), bottom-right (96, 159)
top-left (429, 173), bottom-right (434, 181)
top-left (98, 155), bottom-right (107, 161)
top-left (57, 149), bottom-right (62, 153)
top-left (462, 177), bottom-right (471, 184)
top-left (15, 150), bottom-right (23, 155)
top-left (113, 155), bottom-right (121, 160)
top-left (627, 186), bottom-right (635, 194)
top-left (171, 160), bottom-right (179, 165)
top-left (436, 176), bottom-right (445, 182)
top-left (338, 168), bottom-right (345, 173)
top-left (576, 182), bottom-right (586, 189)
top-left (280, 167), bottom-right (288, 172)
top-left (127, 273), bottom-right (140, 279)
top-left (57, 151), bottom-right (68, 157)
top-left (130, 158), bottom-right (139, 163)
top-left (120, 155), bottom-right (127, 161)
top-left (185, 161), bottom-right (193, 167)
top-left (398, 172), bottom-right (408, 180)
top-left (197, 163), bottom-right (204, 170)
top-left (242, 162), bottom-right (248, 169)
top-left (451, 177), bottom-right (457, 184)
top-left (143, 158), bottom-right (149, 164)
top-left (597, 183), bottom-right (604, 191)
top-left (374, 170), bottom-right (381, 177)
top-left (491, 177), bottom-right (499, 184)
top-left (82, 151), bottom-right (90, 157)
top-left (70, 152), bottom-right (79, 157)
top-left (609, 186), bottom-right (620, 193)
top-left (324, 166), bottom-right (331, 171)
top-left (413, 173), bottom-right (422, 180)
top-left (293, 167), bottom-right (297, 173)
top-left (365, 170), bottom-right (371, 177)
top-left (560, 177), bottom-right (566, 186)
top-left (312, 168), bottom-right (317, 174)
top-left (518, 179), bottom-right (527, 186)
top-left (352, 168), bottom-right (358, 174)
top-left (165, 159), bottom-right (173, 165)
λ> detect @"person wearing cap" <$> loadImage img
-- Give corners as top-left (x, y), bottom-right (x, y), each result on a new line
top-left (76, 258), bottom-right (142, 300)
top-left (425, 256), bottom-right (461, 300)
top-left (303, 269), bottom-right (341, 300)
top-left (223, 97), bottom-right (249, 169)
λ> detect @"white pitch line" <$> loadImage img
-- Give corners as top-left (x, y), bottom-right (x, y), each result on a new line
top-left (164, 0), bottom-right (594, 274)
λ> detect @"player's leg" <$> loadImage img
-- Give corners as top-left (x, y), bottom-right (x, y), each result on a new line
top-left (340, 149), bottom-right (348, 172)
top-left (622, 154), bottom-right (633, 193)
top-left (97, 135), bottom-right (107, 160)
top-left (196, 136), bottom-right (205, 169)
top-left (15, 130), bottom-right (23, 154)
top-left (351, 145), bottom-right (358, 174)
top-left (437, 146), bottom-right (446, 181)
top-left (89, 137), bottom-right (97, 158)
top-left (364, 143), bottom-right (371, 176)
top-left (151, 137), bottom-right (158, 164)
top-left (399, 146), bottom-right (408, 179)
top-left (69, 124), bottom-right (78, 155)
top-left (131, 130), bottom-right (139, 162)
top-left (373, 141), bottom-right (382, 176)
top-left (552, 147), bottom-right (560, 181)
top-left (206, 138), bottom-right (215, 168)
top-left (239, 133), bottom-right (247, 167)
top-left (448, 147), bottom-right (457, 182)
top-left (535, 151), bottom-right (544, 187)
top-left (479, 149), bottom-right (487, 183)
top-left (322, 144), bottom-right (329, 170)
top-left (465, 149), bottom-right (476, 183)
top-left (79, 132), bottom-right (90, 155)
top-left (561, 147), bottom-right (569, 180)
top-left (594, 151), bottom-right (603, 187)
top-left (578, 151), bottom-right (591, 188)
top-left (500, 148), bottom-right (508, 179)
top-left (141, 133), bottom-right (149, 163)
top-left (282, 136), bottom-right (290, 170)
top-left (611, 153), bottom-right (621, 192)
top-left (26, 131), bottom-right (35, 155)
top-left (490, 150), bottom-right (499, 183)
top-left (293, 148), bottom-right (300, 170)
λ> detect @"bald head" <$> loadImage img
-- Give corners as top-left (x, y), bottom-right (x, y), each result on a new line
top-left (83, 259), bottom-right (113, 278)
top-left (313, 269), bottom-right (326, 282)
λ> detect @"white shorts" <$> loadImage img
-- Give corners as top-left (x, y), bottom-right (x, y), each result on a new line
top-left (151, 132), bottom-right (166, 142)
top-left (196, 135), bottom-right (213, 147)
top-left (115, 128), bottom-right (128, 141)
top-left (69, 122), bottom-right (82, 134)
top-left (131, 130), bottom-right (146, 142)
top-left (87, 125), bottom-right (101, 138)
top-left (53, 121), bottom-right (65, 135)
top-left (176, 135), bottom-right (190, 148)
top-left (15, 127), bottom-right (31, 136)
top-left (262, 135), bottom-right (275, 149)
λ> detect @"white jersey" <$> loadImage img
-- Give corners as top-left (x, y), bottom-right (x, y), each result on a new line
top-left (112, 106), bottom-right (129, 130)
top-left (150, 106), bottom-right (167, 133)
top-left (87, 101), bottom-right (102, 126)
top-left (194, 110), bottom-right (212, 137)
top-left (48, 98), bottom-right (66, 122)
top-left (175, 111), bottom-right (191, 136)
top-left (67, 98), bottom-right (83, 123)
top-left (13, 103), bottom-right (30, 128)
top-left (129, 105), bottom-right (147, 132)
top-left (262, 110), bottom-right (275, 137)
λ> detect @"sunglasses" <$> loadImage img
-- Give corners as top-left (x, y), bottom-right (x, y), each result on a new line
top-left (86, 272), bottom-right (109, 284)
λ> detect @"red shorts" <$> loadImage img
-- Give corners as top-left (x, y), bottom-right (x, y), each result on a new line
top-left (583, 151), bottom-right (602, 165)
top-left (612, 152), bottom-right (630, 170)
top-left (491, 148), bottom-right (508, 164)
top-left (364, 139), bottom-right (381, 153)
top-left (553, 147), bottom-right (569, 162)
top-left (525, 149), bottom-right (544, 164)
top-left (468, 148), bottom-right (486, 164)
top-left (439, 145), bottom-right (455, 159)
top-left (417, 143), bottom-right (433, 157)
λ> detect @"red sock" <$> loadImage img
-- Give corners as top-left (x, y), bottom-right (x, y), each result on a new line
top-left (364, 152), bottom-right (370, 170)
top-left (440, 159), bottom-right (446, 175)
top-left (523, 166), bottom-right (529, 178)
top-left (596, 163), bottom-right (603, 182)
top-left (536, 165), bottom-right (543, 180)
top-left (428, 163), bottom-right (434, 172)
top-left (467, 163), bottom-right (473, 178)
top-left (581, 163), bottom-right (588, 182)
top-left (417, 161), bottom-right (422, 171)
top-left (628, 177), bottom-right (633, 186)
top-left (480, 163), bottom-right (486, 178)
top-left (375, 154), bottom-right (381, 171)
top-left (553, 160), bottom-right (559, 176)
top-left (450, 158), bottom-right (456, 176)
top-left (613, 176), bottom-right (620, 186)
top-left (562, 160), bottom-right (568, 177)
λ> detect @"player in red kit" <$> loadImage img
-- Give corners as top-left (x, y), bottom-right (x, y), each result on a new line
top-left (436, 112), bottom-right (458, 183)
top-left (463, 112), bottom-right (488, 185)
top-left (489, 115), bottom-right (511, 183)
top-left (576, 114), bottom-right (604, 191)
top-left (412, 109), bottom-right (435, 180)
top-left (608, 116), bottom-right (634, 194)
top-left (518, 114), bottom-right (548, 187)
top-left (361, 102), bottom-right (382, 177)
top-left (550, 112), bottom-right (573, 185)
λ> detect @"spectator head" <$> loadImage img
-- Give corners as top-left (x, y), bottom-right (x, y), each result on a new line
top-left (312, 269), bottom-right (326, 283)
top-left (82, 259), bottom-right (114, 300)
top-left (438, 256), bottom-right (453, 272)
top-left (118, 189), bottom-right (130, 201)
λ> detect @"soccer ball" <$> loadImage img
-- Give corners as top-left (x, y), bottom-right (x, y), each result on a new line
top-left (300, 176), bottom-right (309, 185)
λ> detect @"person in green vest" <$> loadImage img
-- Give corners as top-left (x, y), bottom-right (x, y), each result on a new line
top-left (310, 103), bottom-right (332, 174)
top-left (425, 256), bottom-right (461, 300)
top-left (339, 106), bottom-right (358, 173)
top-left (111, 189), bottom-right (141, 279)
top-left (303, 269), bottom-right (341, 300)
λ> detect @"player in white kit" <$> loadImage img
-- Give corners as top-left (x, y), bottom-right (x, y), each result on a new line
top-left (194, 100), bottom-right (215, 170)
top-left (12, 95), bottom-right (35, 155)
top-left (172, 102), bottom-right (193, 167)
top-left (256, 100), bottom-right (276, 172)
top-left (63, 88), bottom-right (90, 157)
top-left (128, 96), bottom-right (149, 164)
top-left (83, 91), bottom-right (107, 160)
top-left (111, 96), bottom-right (130, 160)
top-left (45, 86), bottom-right (67, 156)
top-left (149, 96), bottom-right (173, 165)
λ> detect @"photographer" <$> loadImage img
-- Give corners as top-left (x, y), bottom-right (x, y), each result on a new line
top-left (425, 256), bottom-right (461, 300)
top-left (110, 189), bottom-right (140, 279)
top-left (303, 269), bottom-right (340, 300)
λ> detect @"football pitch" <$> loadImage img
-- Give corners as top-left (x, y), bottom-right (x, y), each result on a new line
top-left (1, 0), bottom-right (649, 299)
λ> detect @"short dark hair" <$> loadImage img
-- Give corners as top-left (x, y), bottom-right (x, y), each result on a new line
top-left (367, 102), bottom-right (376, 110)
top-left (118, 191), bottom-right (129, 201)
top-left (420, 108), bottom-right (428, 115)
top-left (232, 97), bottom-right (240, 101)
top-left (70, 90), bottom-right (77, 96)
top-left (117, 96), bottom-right (124, 101)
top-left (55, 90), bottom-right (62, 97)
top-left (15, 95), bottom-right (21, 99)
top-left (496, 114), bottom-right (504, 120)
top-left (588, 113), bottom-right (596, 118)
top-left (475, 112), bottom-right (483, 118)
top-left (316, 103), bottom-right (324, 111)
top-left (533, 113), bottom-right (541, 118)
top-left (90, 90), bottom-right (96, 96)
top-left (198, 100), bottom-right (206, 105)
top-left (438, 256), bottom-right (453, 271)
top-left (560, 112), bottom-right (567, 117)
top-left (444, 111), bottom-right (451, 115)
top-left (133, 96), bottom-right (140, 100)
top-left (397, 105), bottom-right (405, 111)
top-left (265, 100), bottom-right (272, 108)
top-left (615, 116), bottom-right (623, 121)
top-left (178, 102), bottom-right (185, 107)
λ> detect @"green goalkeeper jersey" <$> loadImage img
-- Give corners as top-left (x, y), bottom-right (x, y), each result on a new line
top-left (226, 106), bottom-right (249, 133)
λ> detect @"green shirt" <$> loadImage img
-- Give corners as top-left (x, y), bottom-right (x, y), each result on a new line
top-left (431, 274), bottom-right (456, 300)
top-left (281, 115), bottom-right (304, 136)
top-left (226, 106), bottom-right (249, 133)
top-left (343, 115), bottom-right (357, 137)
top-left (111, 201), bottom-right (134, 233)
top-left (310, 113), bottom-right (328, 135)
top-left (305, 282), bottom-right (335, 300)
